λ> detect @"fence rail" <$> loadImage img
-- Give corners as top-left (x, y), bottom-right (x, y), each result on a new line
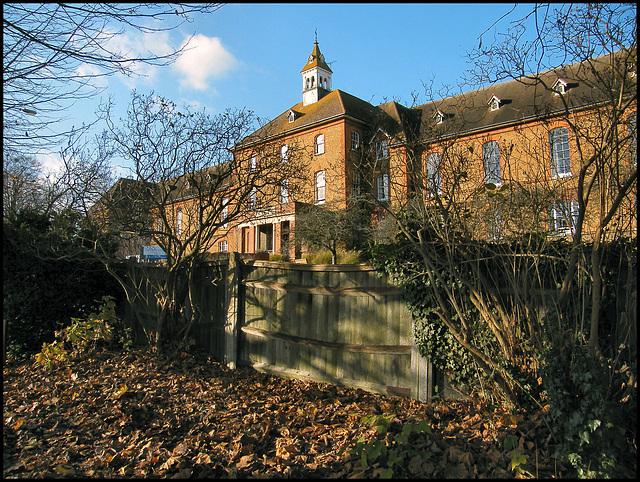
top-left (125, 254), bottom-right (435, 402)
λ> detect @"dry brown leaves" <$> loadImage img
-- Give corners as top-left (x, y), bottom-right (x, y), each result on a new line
top-left (4, 347), bottom-right (571, 478)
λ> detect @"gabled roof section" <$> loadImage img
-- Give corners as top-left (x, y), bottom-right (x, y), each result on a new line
top-left (413, 48), bottom-right (636, 142)
top-left (236, 90), bottom-right (383, 148)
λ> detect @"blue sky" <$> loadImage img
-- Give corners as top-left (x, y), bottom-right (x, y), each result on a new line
top-left (41, 3), bottom-right (528, 177)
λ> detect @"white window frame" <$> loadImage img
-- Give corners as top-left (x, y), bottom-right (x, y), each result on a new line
top-left (351, 131), bottom-right (360, 150)
top-left (483, 140), bottom-right (502, 185)
top-left (280, 179), bottom-right (289, 204)
top-left (281, 144), bottom-right (288, 163)
top-left (248, 187), bottom-right (257, 210)
top-left (376, 140), bottom-right (389, 160)
top-left (250, 154), bottom-right (257, 171)
top-left (488, 95), bottom-right (501, 111)
top-left (550, 200), bottom-right (579, 234)
top-left (425, 152), bottom-right (442, 195)
top-left (314, 170), bottom-right (326, 204)
top-left (552, 79), bottom-right (568, 95)
top-left (352, 170), bottom-right (362, 197)
top-left (218, 240), bottom-right (228, 252)
top-left (221, 197), bottom-right (229, 227)
top-left (314, 134), bottom-right (325, 155)
top-left (176, 209), bottom-right (183, 235)
top-left (377, 173), bottom-right (389, 202)
top-left (549, 127), bottom-right (572, 178)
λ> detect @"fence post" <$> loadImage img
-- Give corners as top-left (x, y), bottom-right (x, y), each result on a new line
top-left (224, 252), bottom-right (240, 369)
top-left (410, 320), bottom-right (432, 403)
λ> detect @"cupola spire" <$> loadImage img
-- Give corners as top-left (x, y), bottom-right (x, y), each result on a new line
top-left (301, 33), bottom-right (332, 106)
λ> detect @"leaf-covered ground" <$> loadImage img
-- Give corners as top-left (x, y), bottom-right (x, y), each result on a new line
top-left (1, 347), bottom-right (633, 478)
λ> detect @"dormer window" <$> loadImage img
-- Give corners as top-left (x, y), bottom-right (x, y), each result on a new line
top-left (434, 110), bottom-right (445, 125)
top-left (488, 95), bottom-right (501, 111)
top-left (287, 110), bottom-right (297, 123)
top-left (552, 79), bottom-right (568, 95)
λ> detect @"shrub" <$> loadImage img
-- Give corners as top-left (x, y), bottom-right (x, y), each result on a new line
top-left (3, 210), bottom-right (122, 359)
top-left (306, 248), bottom-right (363, 265)
top-left (35, 296), bottom-right (123, 370)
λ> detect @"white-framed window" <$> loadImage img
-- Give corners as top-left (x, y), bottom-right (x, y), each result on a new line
top-left (176, 209), bottom-right (183, 235)
top-left (552, 79), bottom-right (568, 95)
top-left (351, 131), bottom-right (360, 150)
top-left (549, 199), bottom-right (579, 234)
top-left (425, 152), bottom-right (442, 194)
top-left (314, 134), bottom-right (325, 155)
top-left (248, 187), bottom-right (257, 210)
top-left (488, 95), bottom-right (501, 111)
top-left (376, 139), bottom-right (389, 160)
top-left (157, 217), bottom-right (163, 233)
top-left (549, 127), bottom-right (572, 178)
top-left (250, 154), bottom-right (257, 171)
top-left (352, 170), bottom-right (362, 197)
top-left (221, 197), bottom-right (229, 227)
top-left (314, 170), bottom-right (326, 204)
top-left (280, 179), bottom-right (289, 204)
top-left (218, 240), bottom-right (228, 252)
top-left (483, 141), bottom-right (501, 185)
top-left (281, 144), bottom-right (288, 163)
top-left (377, 173), bottom-right (389, 202)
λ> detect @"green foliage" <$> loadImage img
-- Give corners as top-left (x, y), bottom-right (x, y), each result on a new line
top-left (540, 340), bottom-right (625, 478)
top-left (3, 209), bottom-right (123, 358)
top-left (35, 296), bottom-right (122, 370)
top-left (351, 414), bottom-right (432, 478)
top-left (503, 434), bottom-right (530, 474)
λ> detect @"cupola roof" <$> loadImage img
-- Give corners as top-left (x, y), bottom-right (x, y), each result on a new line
top-left (300, 41), bottom-right (332, 73)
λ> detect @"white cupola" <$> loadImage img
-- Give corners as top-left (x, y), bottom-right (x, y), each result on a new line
top-left (301, 35), bottom-right (332, 107)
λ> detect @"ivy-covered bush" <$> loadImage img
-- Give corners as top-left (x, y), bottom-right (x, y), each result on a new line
top-left (3, 210), bottom-right (123, 359)
top-left (367, 223), bottom-right (636, 477)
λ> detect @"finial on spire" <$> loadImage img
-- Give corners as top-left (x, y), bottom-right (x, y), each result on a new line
top-left (314, 28), bottom-right (318, 44)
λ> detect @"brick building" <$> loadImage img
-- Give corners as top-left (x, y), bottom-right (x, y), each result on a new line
top-left (100, 41), bottom-right (636, 260)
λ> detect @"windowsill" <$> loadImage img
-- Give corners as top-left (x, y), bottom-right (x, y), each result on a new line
top-left (551, 172), bottom-right (572, 180)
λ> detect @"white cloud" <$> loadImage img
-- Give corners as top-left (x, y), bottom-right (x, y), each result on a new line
top-left (104, 28), bottom-right (174, 88)
top-left (173, 35), bottom-right (238, 91)
top-left (36, 150), bottom-right (64, 179)
top-left (76, 64), bottom-right (109, 89)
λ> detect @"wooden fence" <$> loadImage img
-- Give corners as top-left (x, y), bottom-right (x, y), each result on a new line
top-left (124, 254), bottom-right (435, 402)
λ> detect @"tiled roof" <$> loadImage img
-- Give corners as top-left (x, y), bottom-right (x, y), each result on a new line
top-left (411, 49), bottom-right (636, 142)
top-left (237, 90), bottom-right (382, 147)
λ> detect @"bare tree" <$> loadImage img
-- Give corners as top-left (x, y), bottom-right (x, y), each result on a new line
top-left (363, 4), bottom-right (636, 405)
top-left (89, 91), bottom-right (309, 352)
top-left (3, 3), bottom-right (223, 154)
top-left (3, 139), bottom-right (114, 220)
top-left (295, 203), bottom-right (370, 264)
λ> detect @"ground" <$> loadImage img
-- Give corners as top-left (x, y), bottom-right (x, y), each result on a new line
top-left (2, 346), bottom-right (635, 478)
